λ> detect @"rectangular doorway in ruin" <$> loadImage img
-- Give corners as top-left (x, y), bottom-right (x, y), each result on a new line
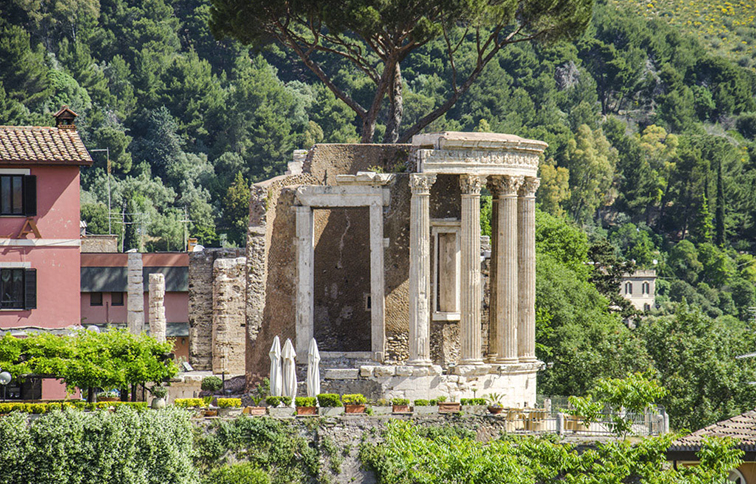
top-left (313, 207), bottom-right (371, 352)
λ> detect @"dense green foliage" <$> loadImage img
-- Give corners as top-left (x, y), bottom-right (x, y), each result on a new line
top-left (209, 0), bottom-right (593, 143)
top-left (360, 420), bottom-right (743, 484)
top-left (194, 417), bottom-right (321, 484)
top-left (0, 408), bottom-right (196, 484)
top-left (0, 329), bottom-right (177, 392)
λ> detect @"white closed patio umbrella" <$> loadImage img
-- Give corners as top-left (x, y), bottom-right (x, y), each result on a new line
top-left (306, 338), bottom-right (321, 398)
top-left (282, 338), bottom-right (297, 404)
top-left (269, 336), bottom-right (282, 397)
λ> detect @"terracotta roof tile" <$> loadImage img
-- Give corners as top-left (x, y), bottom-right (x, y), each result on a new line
top-left (0, 126), bottom-right (93, 166)
top-left (670, 409), bottom-right (756, 451)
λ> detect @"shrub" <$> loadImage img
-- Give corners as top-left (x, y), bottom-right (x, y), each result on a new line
top-left (342, 394), bottom-right (367, 405)
top-left (391, 398), bottom-right (410, 406)
top-left (317, 394), bottom-right (342, 407)
top-left (151, 385), bottom-right (168, 399)
top-left (281, 396), bottom-right (292, 406)
top-left (0, 407), bottom-right (195, 483)
top-left (436, 396), bottom-right (447, 403)
top-left (201, 376), bottom-right (224, 392)
top-left (295, 397), bottom-right (317, 407)
top-left (265, 396), bottom-right (281, 407)
top-left (205, 463), bottom-right (271, 484)
top-left (461, 398), bottom-right (486, 406)
top-left (217, 398), bottom-right (242, 408)
top-left (175, 398), bottom-right (203, 408)
top-left (413, 399), bottom-right (430, 407)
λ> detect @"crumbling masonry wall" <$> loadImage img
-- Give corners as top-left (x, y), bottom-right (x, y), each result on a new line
top-left (212, 257), bottom-right (247, 375)
top-left (188, 248), bottom-right (244, 371)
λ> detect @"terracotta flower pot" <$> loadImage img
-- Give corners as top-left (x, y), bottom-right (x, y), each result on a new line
top-left (488, 406), bottom-right (503, 415)
top-left (392, 404), bottom-right (411, 414)
top-left (345, 404), bottom-right (366, 414)
top-left (244, 406), bottom-right (267, 416)
top-left (438, 402), bottom-right (461, 413)
top-left (297, 406), bottom-right (317, 416)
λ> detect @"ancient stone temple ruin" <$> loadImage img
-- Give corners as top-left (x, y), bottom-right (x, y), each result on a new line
top-left (246, 132), bottom-right (547, 406)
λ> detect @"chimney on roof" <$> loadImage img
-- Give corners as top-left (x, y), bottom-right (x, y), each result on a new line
top-left (53, 106), bottom-right (78, 130)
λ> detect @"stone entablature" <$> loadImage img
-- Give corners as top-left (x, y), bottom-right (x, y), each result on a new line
top-left (412, 132), bottom-right (546, 177)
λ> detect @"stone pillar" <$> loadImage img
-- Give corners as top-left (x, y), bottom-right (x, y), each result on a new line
top-left (518, 177), bottom-right (539, 363)
top-left (295, 206), bottom-right (314, 358)
top-left (369, 201), bottom-right (386, 362)
top-left (490, 175), bottom-right (523, 364)
top-left (459, 174), bottom-right (486, 364)
top-left (127, 252), bottom-right (144, 334)
top-left (212, 257), bottom-right (247, 375)
top-left (148, 273), bottom-right (166, 343)
top-left (487, 184), bottom-right (500, 361)
top-left (408, 173), bottom-right (436, 365)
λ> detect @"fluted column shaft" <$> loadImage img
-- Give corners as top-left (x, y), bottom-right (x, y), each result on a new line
top-left (408, 173), bottom-right (436, 365)
top-left (491, 176), bottom-right (523, 364)
top-left (460, 174), bottom-right (486, 364)
top-left (518, 177), bottom-right (540, 363)
top-left (487, 195), bottom-right (500, 361)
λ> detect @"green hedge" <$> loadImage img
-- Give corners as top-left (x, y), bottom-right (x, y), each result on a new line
top-left (317, 394), bottom-right (342, 407)
top-left (217, 398), bottom-right (242, 409)
top-left (0, 401), bottom-right (148, 414)
top-left (0, 407), bottom-right (195, 484)
top-left (342, 394), bottom-right (367, 405)
top-left (460, 398), bottom-right (487, 406)
top-left (175, 398), bottom-right (205, 408)
top-left (295, 397), bottom-right (316, 407)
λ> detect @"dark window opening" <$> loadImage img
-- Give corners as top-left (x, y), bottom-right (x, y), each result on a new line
top-left (90, 292), bottom-right (103, 306)
top-left (111, 292), bottom-right (124, 306)
top-left (0, 268), bottom-right (24, 309)
top-left (0, 176), bottom-right (23, 215)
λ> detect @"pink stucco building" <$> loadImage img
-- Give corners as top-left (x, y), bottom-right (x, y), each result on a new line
top-left (0, 107), bottom-right (92, 399)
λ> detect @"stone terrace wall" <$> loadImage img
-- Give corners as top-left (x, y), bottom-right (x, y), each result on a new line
top-left (188, 248), bottom-right (244, 371)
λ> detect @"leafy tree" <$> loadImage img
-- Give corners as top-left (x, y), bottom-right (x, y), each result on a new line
top-left (222, 172), bottom-right (251, 247)
top-left (565, 124), bottom-right (616, 222)
top-left (640, 304), bottom-right (756, 429)
top-left (209, 0), bottom-right (593, 142)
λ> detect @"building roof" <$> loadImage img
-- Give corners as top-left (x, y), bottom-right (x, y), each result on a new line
top-left (669, 409), bottom-right (756, 452)
top-left (0, 125), bottom-right (93, 166)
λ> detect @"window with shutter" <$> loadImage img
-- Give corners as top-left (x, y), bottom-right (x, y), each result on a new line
top-left (24, 269), bottom-right (36, 310)
top-left (23, 175), bottom-right (36, 216)
top-left (0, 175), bottom-right (36, 216)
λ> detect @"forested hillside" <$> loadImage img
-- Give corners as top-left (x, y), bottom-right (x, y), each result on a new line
top-left (3, 0), bottom-right (756, 429)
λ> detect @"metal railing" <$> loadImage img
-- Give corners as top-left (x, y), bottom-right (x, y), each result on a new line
top-left (503, 407), bottom-right (668, 437)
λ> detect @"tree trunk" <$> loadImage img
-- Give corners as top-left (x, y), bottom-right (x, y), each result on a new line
top-left (383, 64), bottom-right (403, 143)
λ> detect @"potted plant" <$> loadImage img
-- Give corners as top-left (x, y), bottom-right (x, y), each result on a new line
top-left (371, 398), bottom-right (392, 415)
top-left (317, 393), bottom-right (344, 416)
top-left (201, 376), bottom-right (224, 394)
top-left (437, 396), bottom-right (460, 413)
top-left (150, 385), bottom-right (168, 410)
top-left (266, 396), bottom-right (294, 417)
top-left (342, 394), bottom-right (367, 414)
top-left (217, 398), bottom-right (243, 417)
top-left (485, 393), bottom-right (505, 415)
top-left (244, 397), bottom-right (267, 416)
top-left (97, 390), bottom-right (120, 403)
top-left (412, 399), bottom-right (437, 415)
top-left (295, 397), bottom-right (318, 416)
top-left (391, 398), bottom-right (411, 414)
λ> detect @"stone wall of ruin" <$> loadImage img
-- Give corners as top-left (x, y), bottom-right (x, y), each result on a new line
top-left (212, 257), bottom-right (247, 375)
top-left (188, 248), bottom-right (244, 371)
top-left (246, 145), bottom-right (414, 383)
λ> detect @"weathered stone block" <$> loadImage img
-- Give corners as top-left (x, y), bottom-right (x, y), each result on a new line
top-left (373, 366), bottom-right (396, 377)
top-left (324, 369), bottom-right (360, 380)
top-left (359, 366), bottom-right (375, 378)
top-left (395, 366), bottom-right (413, 376)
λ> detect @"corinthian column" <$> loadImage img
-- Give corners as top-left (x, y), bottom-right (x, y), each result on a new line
top-left (408, 173), bottom-right (436, 365)
top-left (491, 175), bottom-right (523, 364)
top-left (518, 177), bottom-right (540, 363)
top-left (459, 174), bottom-right (486, 364)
